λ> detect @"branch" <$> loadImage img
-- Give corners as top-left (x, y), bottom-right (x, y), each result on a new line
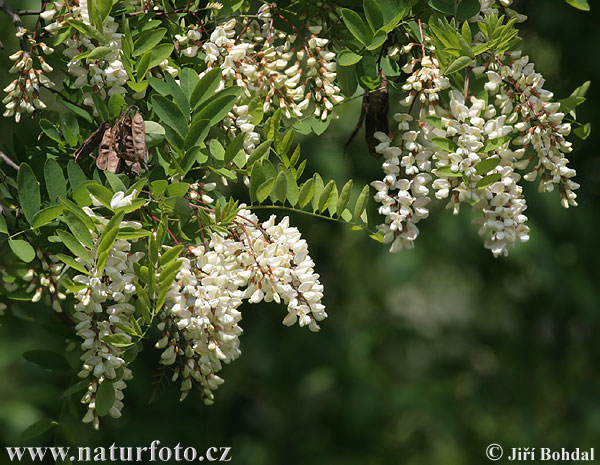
top-left (0, 150), bottom-right (19, 170)
top-left (0, 0), bottom-right (29, 51)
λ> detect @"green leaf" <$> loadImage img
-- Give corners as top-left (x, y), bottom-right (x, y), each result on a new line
top-left (40, 119), bottom-right (61, 143)
top-left (559, 95), bottom-right (586, 114)
top-left (91, 93), bottom-right (110, 122)
top-left (133, 28), bottom-right (167, 57)
top-left (95, 381), bottom-right (116, 417)
top-left (164, 72), bottom-right (191, 117)
top-left (179, 68), bottom-right (200, 101)
top-left (101, 333), bottom-right (134, 348)
top-left (17, 163), bottom-right (41, 225)
top-left (363, 0), bottom-right (384, 30)
top-left (85, 183), bottom-right (113, 209)
top-left (474, 157), bottom-right (501, 175)
top-left (257, 179), bottom-right (275, 203)
top-left (565, 0), bottom-right (590, 11)
top-left (312, 174), bottom-right (324, 212)
top-left (67, 19), bottom-right (107, 44)
top-left (167, 182), bottom-right (189, 198)
top-left (160, 245), bottom-right (184, 267)
top-left (436, 166), bottom-right (464, 177)
top-left (337, 180), bottom-right (354, 218)
top-left (145, 121), bottom-right (166, 148)
top-left (445, 55), bottom-right (474, 74)
top-left (23, 350), bottom-right (69, 371)
top-left (127, 80), bottom-right (149, 94)
top-left (96, 211), bottom-right (125, 274)
top-left (9, 239), bottom-right (35, 263)
top-left (354, 185), bottom-right (369, 221)
top-left (61, 112), bottom-right (80, 147)
top-left (148, 43), bottom-right (174, 69)
top-left (249, 163), bottom-right (266, 203)
top-left (86, 46), bottom-right (113, 61)
top-left (57, 95), bottom-right (93, 123)
top-left (0, 214), bottom-right (7, 234)
top-left (151, 95), bottom-right (188, 139)
top-left (367, 29), bottom-right (388, 50)
top-left (62, 210), bottom-right (94, 248)
top-left (318, 180), bottom-right (335, 213)
top-left (56, 253), bottom-right (89, 274)
top-left (192, 87), bottom-right (242, 124)
top-left (274, 171), bottom-right (288, 204)
top-left (224, 133), bottom-right (246, 165)
top-left (341, 8), bottom-right (373, 46)
top-left (190, 68), bottom-right (222, 110)
top-left (185, 118), bottom-right (211, 150)
top-left (96, 0), bottom-right (113, 21)
top-left (574, 123), bottom-right (591, 140)
top-left (298, 179), bottom-right (315, 208)
top-left (337, 63), bottom-right (358, 97)
top-left (482, 135), bottom-right (512, 152)
top-left (32, 205), bottom-right (64, 228)
top-left (426, 116), bottom-right (444, 130)
top-left (104, 171), bottom-right (127, 193)
top-left (327, 183), bottom-right (339, 217)
top-left (431, 137), bottom-right (459, 152)
top-left (282, 167), bottom-right (299, 206)
top-left (338, 49), bottom-right (363, 66)
top-left (21, 419), bottom-right (59, 441)
top-left (476, 173), bottom-right (502, 189)
top-left (456, 0), bottom-right (480, 20)
top-left (136, 51), bottom-right (152, 80)
top-left (428, 0), bottom-right (455, 14)
top-left (247, 140), bottom-right (272, 166)
top-left (57, 230), bottom-right (91, 262)
top-left (44, 159), bottom-right (67, 202)
top-left (67, 161), bottom-right (87, 191)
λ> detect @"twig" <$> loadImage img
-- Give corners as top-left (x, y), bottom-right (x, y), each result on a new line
top-left (16, 9), bottom-right (43, 15)
top-left (0, 150), bottom-right (19, 170)
top-left (0, 0), bottom-right (29, 51)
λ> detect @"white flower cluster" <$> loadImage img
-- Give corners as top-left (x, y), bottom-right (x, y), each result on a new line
top-left (372, 38), bottom-right (578, 256)
top-left (2, 32), bottom-right (55, 122)
top-left (371, 130), bottom-right (433, 253)
top-left (42, 1), bottom-right (130, 110)
top-left (481, 53), bottom-right (578, 208)
top-left (69, 194), bottom-right (143, 429)
top-left (187, 4), bottom-right (343, 121)
top-left (400, 55), bottom-right (450, 109)
top-left (157, 210), bottom-right (325, 403)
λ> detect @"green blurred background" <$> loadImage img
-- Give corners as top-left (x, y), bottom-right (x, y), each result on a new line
top-left (1, 1), bottom-right (599, 464)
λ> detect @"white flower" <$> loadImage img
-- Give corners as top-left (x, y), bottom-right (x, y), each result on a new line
top-left (110, 190), bottom-right (136, 210)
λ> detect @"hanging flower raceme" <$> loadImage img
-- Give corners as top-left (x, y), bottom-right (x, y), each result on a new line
top-left (157, 209), bottom-right (325, 403)
top-left (2, 31), bottom-right (55, 122)
top-left (371, 10), bottom-right (580, 257)
top-left (68, 193), bottom-right (144, 429)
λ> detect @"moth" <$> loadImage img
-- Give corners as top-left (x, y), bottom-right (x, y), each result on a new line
top-left (345, 83), bottom-right (390, 158)
top-left (74, 106), bottom-right (148, 174)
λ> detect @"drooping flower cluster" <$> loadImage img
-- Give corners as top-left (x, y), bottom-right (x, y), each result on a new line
top-left (157, 209), bottom-right (326, 403)
top-left (187, 5), bottom-right (343, 121)
top-left (70, 193), bottom-right (143, 430)
top-left (2, 32), bottom-right (55, 122)
top-left (372, 27), bottom-right (578, 257)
